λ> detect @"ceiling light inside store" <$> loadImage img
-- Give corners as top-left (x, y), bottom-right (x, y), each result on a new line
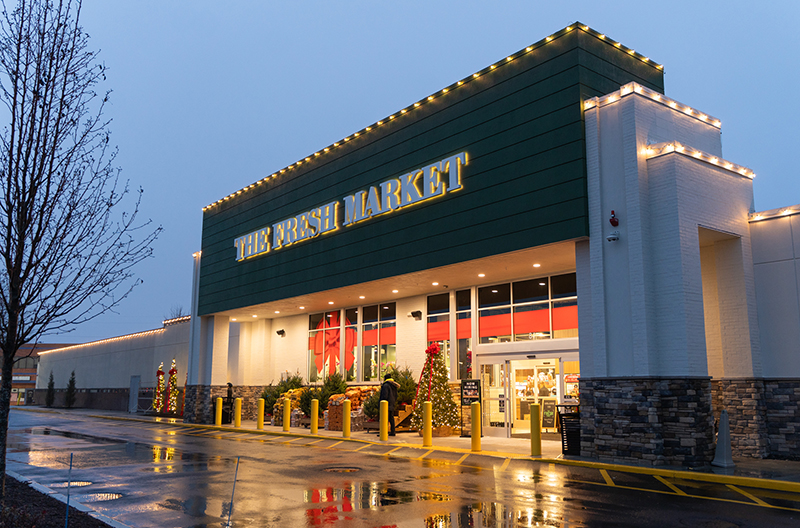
top-left (539, 283), bottom-right (545, 286)
top-left (492, 290), bottom-right (498, 293)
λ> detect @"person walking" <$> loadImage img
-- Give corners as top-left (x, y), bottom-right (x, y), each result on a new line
top-left (380, 373), bottom-right (400, 436)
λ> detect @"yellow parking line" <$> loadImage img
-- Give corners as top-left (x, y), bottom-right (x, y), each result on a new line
top-left (282, 437), bottom-right (301, 443)
top-left (499, 458), bottom-right (512, 472)
top-left (326, 441), bottom-right (344, 449)
top-left (307, 439), bottom-right (325, 445)
top-left (654, 475), bottom-right (687, 496)
top-left (728, 485), bottom-right (771, 507)
top-left (416, 450), bottom-right (433, 460)
top-left (599, 469), bottom-right (615, 486)
top-left (454, 454), bottom-right (470, 466)
top-left (386, 447), bottom-right (404, 455)
top-left (352, 444), bottom-right (371, 452)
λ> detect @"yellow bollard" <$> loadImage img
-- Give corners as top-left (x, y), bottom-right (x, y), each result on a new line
top-left (283, 400), bottom-right (291, 432)
top-left (471, 401), bottom-right (481, 452)
top-left (234, 398), bottom-right (242, 427)
top-left (380, 400), bottom-right (389, 441)
top-left (311, 399), bottom-right (319, 435)
top-left (530, 403), bottom-right (541, 456)
top-left (257, 398), bottom-right (265, 430)
top-left (423, 401), bottom-right (432, 447)
top-left (215, 397), bottom-right (223, 426)
top-left (343, 399), bottom-right (351, 439)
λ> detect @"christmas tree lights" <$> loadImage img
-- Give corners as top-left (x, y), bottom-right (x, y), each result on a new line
top-left (410, 343), bottom-right (459, 431)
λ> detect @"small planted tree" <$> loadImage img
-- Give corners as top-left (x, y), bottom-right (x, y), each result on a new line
top-left (64, 371), bottom-right (76, 409)
top-left (45, 372), bottom-right (55, 408)
top-left (387, 365), bottom-right (417, 407)
top-left (261, 373), bottom-right (303, 415)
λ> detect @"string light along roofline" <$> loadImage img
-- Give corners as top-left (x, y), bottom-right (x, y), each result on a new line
top-left (38, 316), bottom-right (192, 355)
top-left (750, 204), bottom-right (800, 222)
top-left (642, 141), bottom-right (755, 179)
top-left (202, 22), bottom-right (663, 212)
top-left (584, 81), bottom-right (722, 129)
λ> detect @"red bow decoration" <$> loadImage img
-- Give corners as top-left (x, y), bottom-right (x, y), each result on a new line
top-left (425, 342), bottom-right (440, 356)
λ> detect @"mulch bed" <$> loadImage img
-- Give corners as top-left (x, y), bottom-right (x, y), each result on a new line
top-left (1, 477), bottom-right (109, 527)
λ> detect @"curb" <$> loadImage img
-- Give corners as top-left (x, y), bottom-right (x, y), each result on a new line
top-left (6, 470), bottom-right (133, 528)
top-left (13, 407), bottom-right (800, 494)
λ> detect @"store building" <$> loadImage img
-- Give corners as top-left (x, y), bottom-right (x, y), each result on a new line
top-left (171, 23), bottom-right (798, 466)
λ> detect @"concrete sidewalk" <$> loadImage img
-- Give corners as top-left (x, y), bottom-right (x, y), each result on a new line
top-left (14, 406), bottom-right (800, 490)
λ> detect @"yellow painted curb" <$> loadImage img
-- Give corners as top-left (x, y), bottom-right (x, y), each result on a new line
top-left (13, 407), bottom-right (800, 493)
top-left (536, 457), bottom-right (800, 493)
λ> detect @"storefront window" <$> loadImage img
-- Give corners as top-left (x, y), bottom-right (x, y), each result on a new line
top-left (478, 284), bottom-right (512, 344)
top-left (456, 289), bottom-right (472, 379)
top-left (362, 303), bottom-right (396, 382)
top-left (308, 311), bottom-right (341, 382)
top-left (344, 308), bottom-right (358, 381)
top-left (427, 293), bottom-right (450, 377)
top-left (478, 273), bottom-right (577, 344)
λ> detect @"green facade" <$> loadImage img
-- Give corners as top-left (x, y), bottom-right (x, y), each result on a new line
top-left (198, 26), bottom-right (664, 316)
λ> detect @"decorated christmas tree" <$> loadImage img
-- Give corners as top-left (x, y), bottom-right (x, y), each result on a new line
top-left (167, 359), bottom-right (178, 413)
top-left (153, 362), bottom-right (165, 412)
top-left (410, 343), bottom-right (458, 431)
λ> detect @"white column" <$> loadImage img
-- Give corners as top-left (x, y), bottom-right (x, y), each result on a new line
top-left (187, 251), bottom-right (203, 385)
top-left (210, 315), bottom-right (231, 386)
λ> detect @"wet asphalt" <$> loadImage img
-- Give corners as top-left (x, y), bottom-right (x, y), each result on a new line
top-left (6, 410), bottom-right (800, 527)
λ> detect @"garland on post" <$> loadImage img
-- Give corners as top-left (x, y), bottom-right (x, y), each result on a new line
top-left (167, 359), bottom-right (178, 413)
top-left (154, 362), bottom-right (165, 412)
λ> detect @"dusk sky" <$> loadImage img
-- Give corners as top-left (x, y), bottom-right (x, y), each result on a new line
top-left (46, 1), bottom-right (799, 344)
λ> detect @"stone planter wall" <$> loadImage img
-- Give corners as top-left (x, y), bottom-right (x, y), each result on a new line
top-left (579, 377), bottom-right (715, 467)
top-left (184, 384), bottom-right (266, 424)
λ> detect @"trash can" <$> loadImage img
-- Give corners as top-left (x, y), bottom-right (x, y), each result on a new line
top-left (215, 398), bottom-right (233, 424)
top-left (558, 412), bottom-right (581, 456)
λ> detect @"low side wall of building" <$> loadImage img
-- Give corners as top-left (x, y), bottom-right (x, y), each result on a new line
top-left (31, 388), bottom-right (129, 411)
top-left (37, 321), bottom-right (190, 391)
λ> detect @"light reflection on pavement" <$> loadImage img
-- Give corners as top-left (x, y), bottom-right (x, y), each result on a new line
top-left (7, 410), bottom-right (800, 527)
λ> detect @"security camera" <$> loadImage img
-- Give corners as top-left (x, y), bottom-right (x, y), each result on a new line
top-left (276, 329), bottom-right (286, 337)
top-left (409, 310), bottom-right (422, 321)
top-left (606, 231), bottom-right (620, 242)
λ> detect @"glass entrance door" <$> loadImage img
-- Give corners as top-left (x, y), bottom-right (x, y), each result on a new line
top-left (508, 358), bottom-right (560, 438)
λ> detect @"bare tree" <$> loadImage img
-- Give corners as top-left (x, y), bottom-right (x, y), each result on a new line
top-left (165, 304), bottom-right (186, 321)
top-left (0, 0), bottom-right (160, 499)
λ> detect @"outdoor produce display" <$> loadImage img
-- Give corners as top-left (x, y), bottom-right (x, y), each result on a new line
top-left (327, 386), bottom-right (380, 431)
top-left (271, 387), bottom-right (307, 426)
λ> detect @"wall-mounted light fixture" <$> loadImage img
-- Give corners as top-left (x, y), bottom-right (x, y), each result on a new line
top-left (409, 311), bottom-right (422, 321)
top-left (276, 329), bottom-right (286, 337)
